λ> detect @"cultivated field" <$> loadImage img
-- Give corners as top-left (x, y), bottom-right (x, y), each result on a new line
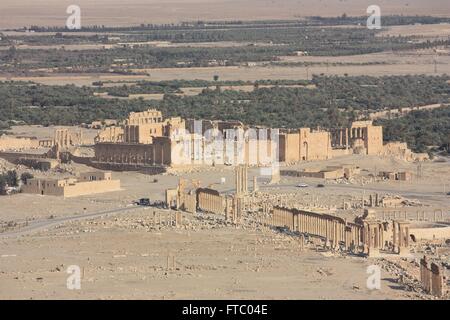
top-left (1, 50), bottom-right (448, 85)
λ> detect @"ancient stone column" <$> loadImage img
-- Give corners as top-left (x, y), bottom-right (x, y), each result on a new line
top-left (393, 221), bottom-right (398, 253)
top-left (431, 262), bottom-right (444, 297)
top-left (420, 256), bottom-right (431, 294)
top-left (253, 176), bottom-right (259, 192)
top-left (345, 128), bottom-right (349, 149)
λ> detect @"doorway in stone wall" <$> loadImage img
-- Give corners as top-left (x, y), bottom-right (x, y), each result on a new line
top-left (302, 142), bottom-right (308, 161)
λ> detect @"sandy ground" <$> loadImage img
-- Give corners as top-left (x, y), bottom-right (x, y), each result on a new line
top-left (1, 0), bottom-right (450, 29)
top-left (0, 214), bottom-right (423, 300)
top-left (0, 152), bottom-right (448, 299)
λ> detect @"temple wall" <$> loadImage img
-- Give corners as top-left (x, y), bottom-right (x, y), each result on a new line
top-left (366, 125), bottom-right (383, 155)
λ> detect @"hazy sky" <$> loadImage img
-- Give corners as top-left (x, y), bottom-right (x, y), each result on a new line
top-left (1, 0), bottom-right (449, 29)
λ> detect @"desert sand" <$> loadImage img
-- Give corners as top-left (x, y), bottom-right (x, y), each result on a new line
top-left (1, 0), bottom-right (450, 29)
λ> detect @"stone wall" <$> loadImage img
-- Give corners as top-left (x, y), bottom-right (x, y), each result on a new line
top-left (62, 179), bottom-right (121, 197)
top-left (279, 128), bottom-right (332, 163)
top-left (0, 136), bottom-right (40, 151)
top-left (22, 173), bottom-right (121, 197)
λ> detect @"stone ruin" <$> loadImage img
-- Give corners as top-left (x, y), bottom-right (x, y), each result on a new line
top-left (420, 256), bottom-right (447, 297)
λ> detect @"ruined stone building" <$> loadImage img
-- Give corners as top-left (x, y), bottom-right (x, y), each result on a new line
top-left (94, 110), bottom-right (185, 167)
top-left (54, 128), bottom-right (82, 148)
top-left (281, 165), bottom-right (360, 180)
top-left (165, 166), bottom-right (248, 223)
top-left (95, 126), bottom-right (124, 143)
top-left (330, 121), bottom-right (383, 156)
top-left (0, 135), bottom-right (55, 151)
top-left (91, 108), bottom-right (422, 170)
top-left (420, 256), bottom-right (447, 297)
top-left (382, 141), bottom-right (429, 161)
top-left (278, 128), bottom-right (333, 163)
top-left (94, 109), bottom-right (278, 168)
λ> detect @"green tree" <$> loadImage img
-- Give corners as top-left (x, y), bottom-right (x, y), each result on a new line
top-left (20, 172), bottom-right (34, 184)
top-left (0, 175), bottom-right (7, 194)
top-left (6, 170), bottom-right (18, 187)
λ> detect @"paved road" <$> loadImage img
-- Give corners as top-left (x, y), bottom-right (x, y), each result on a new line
top-left (0, 205), bottom-right (151, 239)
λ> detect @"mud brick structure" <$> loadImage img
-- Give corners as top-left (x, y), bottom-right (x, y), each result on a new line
top-left (22, 171), bottom-right (120, 197)
top-left (379, 171), bottom-right (413, 181)
top-left (281, 165), bottom-right (360, 180)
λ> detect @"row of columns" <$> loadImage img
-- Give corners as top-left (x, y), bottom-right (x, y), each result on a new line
top-left (332, 127), bottom-right (367, 148)
top-left (269, 208), bottom-right (412, 256)
top-left (363, 222), bottom-right (384, 256)
top-left (392, 221), bottom-right (410, 254)
top-left (198, 192), bottom-right (225, 215)
top-left (235, 165), bottom-right (248, 195)
top-left (420, 256), bottom-right (446, 297)
top-left (97, 145), bottom-right (166, 166)
top-left (332, 128), bottom-right (350, 148)
top-left (152, 211), bottom-right (183, 228)
top-left (382, 210), bottom-right (445, 222)
top-left (271, 208), bottom-right (362, 251)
